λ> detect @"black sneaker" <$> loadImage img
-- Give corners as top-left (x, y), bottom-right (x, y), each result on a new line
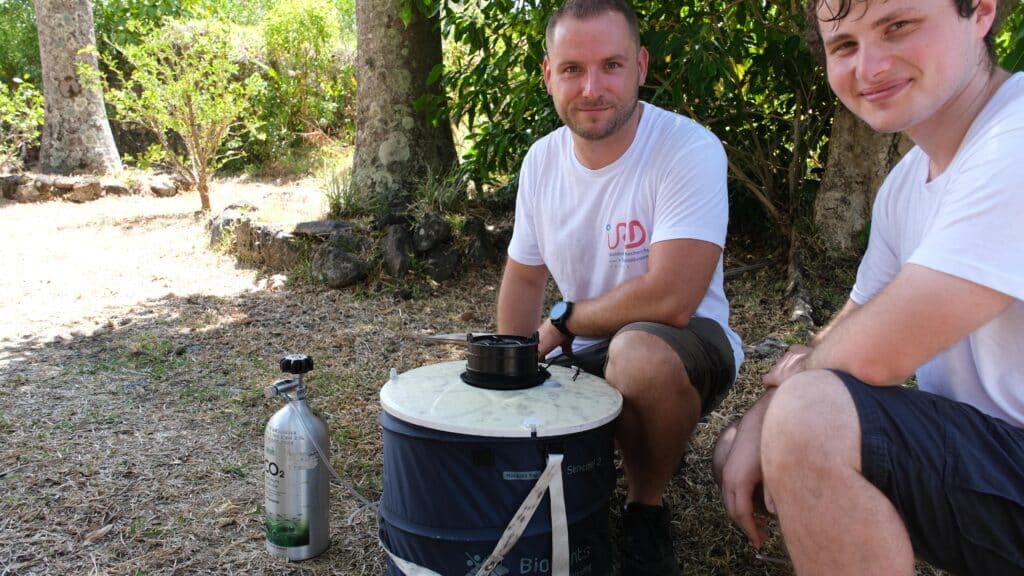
top-left (619, 502), bottom-right (681, 576)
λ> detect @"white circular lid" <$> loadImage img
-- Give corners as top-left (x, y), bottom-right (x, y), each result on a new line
top-left (380, 361), bottom-right (622, 438)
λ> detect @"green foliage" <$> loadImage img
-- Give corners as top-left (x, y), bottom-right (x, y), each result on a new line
top-left (648, 2), bottom-right (834, 237)
top-left (93, 0), bottom-right (199, 49)
top-left (323, 168), bottom-right (378, 218)
top-left (442, 0), bottom-right (831, 241)
top-left (445, 0), bottom-right (559, 180)
top-left (98, 19), bottom-right (263, 208)
top-left (247, 0), bottom-right (356, 165)
top-left (0, 78), bottom-right (44, 170)
top-left (998, 2), bottom-right (1024, 72)
top-left (411, 163), bottom-right (474, 218)
top-left (0, 0), bottom-right (40, 83)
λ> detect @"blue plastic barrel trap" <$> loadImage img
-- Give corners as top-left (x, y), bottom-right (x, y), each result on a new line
top-left (378, 361), bottom-right (622, 576)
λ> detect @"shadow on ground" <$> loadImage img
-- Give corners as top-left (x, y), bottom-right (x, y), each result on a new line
top-left (3, 253), bottom-right (900, 575)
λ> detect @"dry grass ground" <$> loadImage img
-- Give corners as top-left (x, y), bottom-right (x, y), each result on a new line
top-left (0, 183), bottom-right (941, 575)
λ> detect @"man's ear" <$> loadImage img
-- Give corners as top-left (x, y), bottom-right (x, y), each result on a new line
top-left (975, 0), bottom-right (998, 39)
top-left (638, 47), bottom-right (650, 87)
top-left (542, 55), bottom-right (553, 94)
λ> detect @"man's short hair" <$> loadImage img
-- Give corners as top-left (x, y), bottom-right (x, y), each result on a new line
top-left (804, 0), bottom-right (1004, 62)
top-left (545, 0), bottom-right (642, 51)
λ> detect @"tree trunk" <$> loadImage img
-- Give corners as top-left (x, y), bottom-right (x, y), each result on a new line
top-left (34, 0), bottom-right (121, 175)
top-left (354, 0), bottom-right (456, 212)
top-left (813, 105), bottom-right (911, 255)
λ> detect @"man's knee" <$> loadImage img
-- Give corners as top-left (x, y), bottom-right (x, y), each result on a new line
top-left (762, 370), bottom-right (860, 474)
top-left (605, 328), bottom-right (685, 388)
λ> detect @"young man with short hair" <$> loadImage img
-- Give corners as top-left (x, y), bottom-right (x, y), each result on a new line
top-left (497, 0), bottom-right (743, 573)
top-left (715, 0), bottom-right (1024, 573)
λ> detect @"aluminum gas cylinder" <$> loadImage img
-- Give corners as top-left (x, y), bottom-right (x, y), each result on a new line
top-left (264, 354), bottom-right (330, 561)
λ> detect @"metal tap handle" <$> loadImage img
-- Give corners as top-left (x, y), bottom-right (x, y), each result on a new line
top-left (264, 378), bottom-right (300, 399)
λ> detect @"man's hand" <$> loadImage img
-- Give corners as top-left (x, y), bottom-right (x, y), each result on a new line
top-left (720, 395), bottom-right (775, 548)
top-left (762, 344), bottom-right (812, 388)
top-left (537, 319), bottom-right (567, 357)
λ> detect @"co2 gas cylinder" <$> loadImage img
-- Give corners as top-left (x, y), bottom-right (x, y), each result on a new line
top-left (264, 354), bottom-right (330, 561)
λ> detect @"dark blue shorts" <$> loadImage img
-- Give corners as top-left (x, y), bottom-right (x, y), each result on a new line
top-left (836, 371), bottom-right (1024, 575)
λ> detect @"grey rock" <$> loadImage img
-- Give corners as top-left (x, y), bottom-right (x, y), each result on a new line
top-left (52, 176), bottom-right (77, 190)
top-left (172, 172), bottom-right (194, 191)
top-left (490, 223), bottom-right (514, 255)
top-left (101, 178), bottom-right (130, 196)
top-left (129, 180), bottom-right (151, 196)
top-left (14, 183), bottom-right (47, 202)
top-left (264, 231), bottom-right (303, 272)
top-left (426, 244), bottom-right (460, 282)
top-left (150, 176), bottom-right (177, 197)
top-left (67, 180), bottom-right (103, 203)
top-left (374, 209), bottom-right (408, 230)
top-left (293, 219), bottom-right (352, 240)
top-left (464, 216), bottom-right (500, 265)
top-left (0, 174), bottom-right (24, 199)
top-left (381, 224), bottom-right (412, 276)
top-left (311, 238), bottom-right (368, 289)
top-left (231, 220), bottom-right (263, 261)
top-left (226, 217), bottom-right (303, 272)
top-left (33, 176), bottom-right (55, 197)
top-left (209, 207), bottom-right (251, 247)
top-left (412, 212), bottom-right (452, 252)
top-left (743, 337), bottom-right (790, 360)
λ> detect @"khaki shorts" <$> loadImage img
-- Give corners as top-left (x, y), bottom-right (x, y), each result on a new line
top-left (550, 317), bottom-right (736, 416)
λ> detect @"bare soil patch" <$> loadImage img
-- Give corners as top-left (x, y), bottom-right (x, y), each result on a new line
top-left (0, 185), bottom-right (942, 575)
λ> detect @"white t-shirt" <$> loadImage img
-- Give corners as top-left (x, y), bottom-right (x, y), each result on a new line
top-left (852, 72), bottom-right (1024, 428)
top-left (508, 102), bottom-right (743, 373)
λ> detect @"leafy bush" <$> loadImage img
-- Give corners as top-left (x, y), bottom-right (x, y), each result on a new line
top-left (0, 0), bottom-right (40, 84)
top-left (998, 3), bottom-right (1024, 72)
top-left (93, 0), bottom-right (199, 49)
top-left (97, 19), bottom-right (263, 211)
top-left (0, 78), bottom-right (44, 171)
top-left (442, 0), bottom-right (831, 242)
top-left (253, 0), bottom-right (356, 164)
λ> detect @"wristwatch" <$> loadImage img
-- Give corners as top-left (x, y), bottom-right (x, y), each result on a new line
top-left (550, 300), bottom-right (575, 337)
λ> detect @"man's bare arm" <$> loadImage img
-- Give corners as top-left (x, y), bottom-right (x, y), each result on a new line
top-left (496, 258), bottom-right (549, 336)
top-left (565, 238), bottom-right (721, 337)
top-left (805, 264), bottom-right (1013, 386)
top-left (809, 298), bottom-right (861, 347)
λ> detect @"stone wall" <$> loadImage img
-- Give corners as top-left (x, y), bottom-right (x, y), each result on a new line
top-left (0, 172), bottom-right (184, 204)
top-left (209, 206), bottom-right (508, 291)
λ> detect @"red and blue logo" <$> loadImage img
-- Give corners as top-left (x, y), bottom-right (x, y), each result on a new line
top-left (606, 220), bottom-right (647, 250)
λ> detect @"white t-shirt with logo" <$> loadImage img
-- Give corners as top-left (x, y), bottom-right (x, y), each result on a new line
top-left (852, 73), bottom-right (1024, 428)
top-left (508, 102), bottom-right (743, 373)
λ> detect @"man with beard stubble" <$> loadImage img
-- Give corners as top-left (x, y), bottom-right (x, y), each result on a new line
top-left (496, 1), bottom-right (743, 573)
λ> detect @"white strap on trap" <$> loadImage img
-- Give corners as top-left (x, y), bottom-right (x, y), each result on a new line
top-left (383, 453), bottom-right (570, 576)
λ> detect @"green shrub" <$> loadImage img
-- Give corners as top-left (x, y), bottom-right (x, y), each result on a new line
top-left (255, 0), bottom-right (355, 163)
top-left (0, 78), bottom-right (44, 171)
top-left (97, 19), bottom-right (263, 211)
top-left (94, 0), bottom-right (198, 49)
top-left (0, 0), bottom-right (40, 84)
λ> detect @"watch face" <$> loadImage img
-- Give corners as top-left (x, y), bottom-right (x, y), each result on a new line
top-left (551, 301), bottom-right (569, 321)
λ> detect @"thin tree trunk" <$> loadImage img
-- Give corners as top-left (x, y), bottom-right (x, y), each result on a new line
top-left (34, 0), bottom-right (121, 175)
top-left (813, 106), bottom-right (909, 255)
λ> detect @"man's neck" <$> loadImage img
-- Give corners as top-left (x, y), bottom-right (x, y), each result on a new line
top-left (572, 103), bottom-right (644, 170)
top-left (912, 67), bottom-right (1010, 179)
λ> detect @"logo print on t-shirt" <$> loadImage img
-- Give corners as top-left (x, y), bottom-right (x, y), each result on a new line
top-left (606, 220), bottom-right (647, 250)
